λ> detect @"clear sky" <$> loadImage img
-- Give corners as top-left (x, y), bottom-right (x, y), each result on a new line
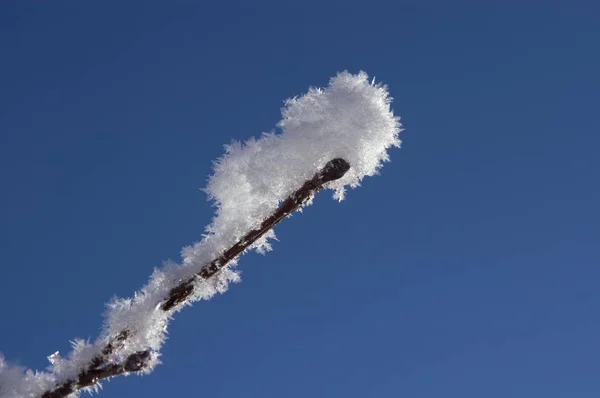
top-left (1, 1), bottom-right (599, 397)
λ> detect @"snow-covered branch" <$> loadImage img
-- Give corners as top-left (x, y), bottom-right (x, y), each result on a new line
top-left (0, 71), bottom-right (402, 398)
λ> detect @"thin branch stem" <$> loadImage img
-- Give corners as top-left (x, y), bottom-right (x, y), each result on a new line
top-left (41, 158), bottom-right (350, 398)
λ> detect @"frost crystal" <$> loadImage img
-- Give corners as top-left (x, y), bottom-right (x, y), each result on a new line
top-left (0, 71), bottom-right (402, 398)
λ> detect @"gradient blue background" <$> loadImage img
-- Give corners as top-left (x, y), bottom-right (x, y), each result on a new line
top-left (1, 1), bottom-right (599, 397)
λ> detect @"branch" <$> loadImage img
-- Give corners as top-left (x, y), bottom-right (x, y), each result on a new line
top-left (40, 158), bottom-right (351, 398)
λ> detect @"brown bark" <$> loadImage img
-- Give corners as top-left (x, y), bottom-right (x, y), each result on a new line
top-left (41, 158), bottom-right (350, 398)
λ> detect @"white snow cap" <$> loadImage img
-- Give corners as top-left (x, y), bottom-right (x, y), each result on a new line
top-left (0, 71), bottom-right (402, 398)
top-left (204, 71), bottom-right (402, 246)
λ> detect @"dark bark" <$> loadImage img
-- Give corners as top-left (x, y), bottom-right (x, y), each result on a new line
top-left (41, 158), bottom-right (350, 398)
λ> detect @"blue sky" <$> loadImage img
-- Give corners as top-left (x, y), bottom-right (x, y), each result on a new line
top-left (1, 1), bottom-right (599, 397)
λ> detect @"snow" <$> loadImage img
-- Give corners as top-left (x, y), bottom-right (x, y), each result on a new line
top-left (0, 71), bottom-right (402, 397)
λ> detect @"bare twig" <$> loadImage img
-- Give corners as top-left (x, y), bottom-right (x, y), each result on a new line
top-left (41, 158), bottom-right (351, 398)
